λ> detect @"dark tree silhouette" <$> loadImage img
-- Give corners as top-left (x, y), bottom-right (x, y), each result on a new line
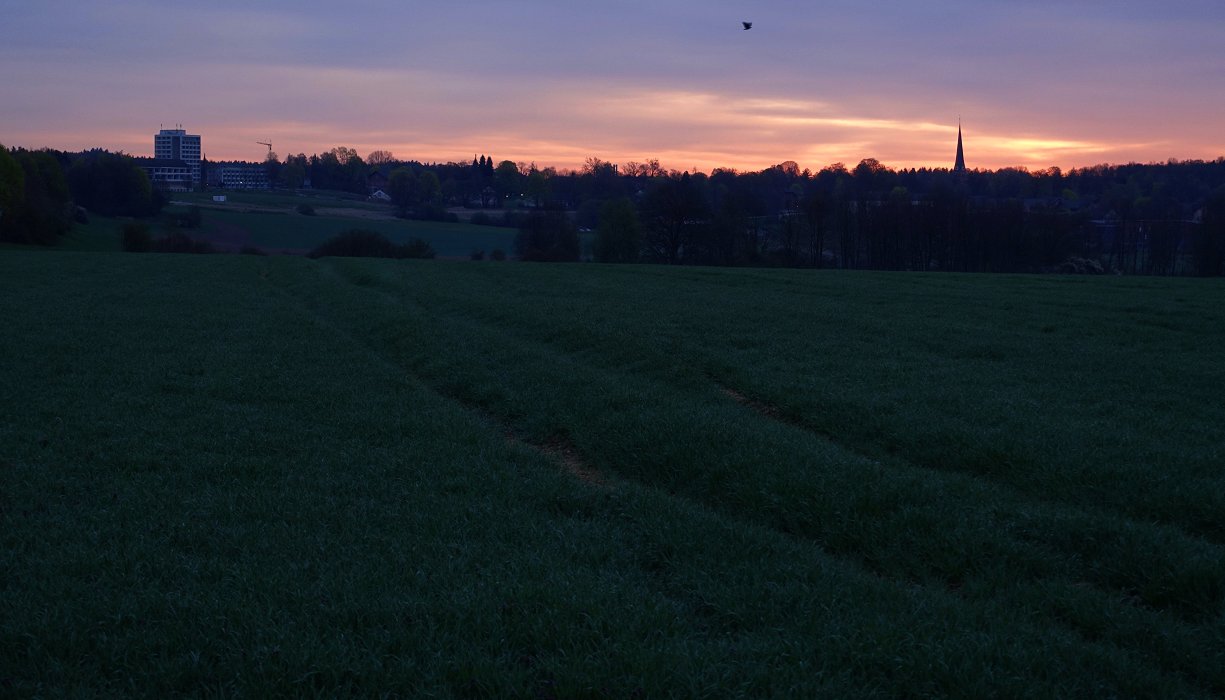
top-left (594, 197), bottom-right (641, 263)
top-left (643, 173), bottom-right (706, 264)
top-left (515, 210), bottom-right (580, 262)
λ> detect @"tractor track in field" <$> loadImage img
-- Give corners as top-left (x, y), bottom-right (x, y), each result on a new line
top-left (262, 264), bottom-right (614, 490)
top-left (366, 268), bottom-right (1225, 554)
top-left (474, 409), bottom-right (614, 490)
top-left (405, 290), bottom-right (1225, 552)
top-left (257, 263), bottom-right (1225, 696)
top-left (712, 382), bottom-right (880, 467)
top-left (531, 436), bottom-right (613, 489)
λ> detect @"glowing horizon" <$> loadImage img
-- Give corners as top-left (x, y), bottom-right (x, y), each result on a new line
top-left (13, 113), bottom-right (1214, 177)
top-left (3, 1), bottom-right (1224, 176)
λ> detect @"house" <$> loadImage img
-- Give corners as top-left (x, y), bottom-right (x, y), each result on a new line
top-left (367, 169), bottom-right (389, 194)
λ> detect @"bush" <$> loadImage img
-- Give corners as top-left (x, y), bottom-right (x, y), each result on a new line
top-left (470, 211), bottom-right (493, 226)
top-left (398, 203), bottom-right (456, 224)
top-left (125, 224), bottom-right (213, 254)
top-left (491, 249), bottom-right (506, 261)
top-left (296, 203), bottom-right (316, 216)
top-left (239, 246), bottom-right (268, 256)
top-left (417, 203), bottom-right (448, 221)
top-left (499, 210), bottom-right (526, 228)
top-left (309, 229), bottom-right (398, 258)
top-left (470, 249), bottom-right (485, 261)
top-left (182, 206), bottom-right (202, 228)
top-left (401, 237), bottom-right (436, 259)
top-left (121, 222), bottom-right (151, 252)
top-left (150, 232), bottom-right (214, 254)
top-left (1056, 256), bottom-right (1105, 275)
top-left (165, 206), bottom-right (202, 229)
top-left (308, 229), bottom-right (434, 260)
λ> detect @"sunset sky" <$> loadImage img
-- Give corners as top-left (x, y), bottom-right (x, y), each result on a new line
top-left (3, 0), bottom-right (1224, 173)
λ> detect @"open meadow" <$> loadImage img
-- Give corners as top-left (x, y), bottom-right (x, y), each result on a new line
top-left (167, 190), bottom-right (522, 257)
top-left (2, 250), bottom-right (1223, 697)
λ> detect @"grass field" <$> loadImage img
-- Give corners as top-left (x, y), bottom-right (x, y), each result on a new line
top-left (46, 205), bottom-right (521, 258)
top-left (2, 251), bottom-right (1223, 697)
top-left (173, 189), bottom-right (522, 257)
top-left (195, 208), bottom-right (521, 258)
top-left (175, 188), bottom-right (387, 211)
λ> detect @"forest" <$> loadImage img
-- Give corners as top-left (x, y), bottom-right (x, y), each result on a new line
top-left (271, 149), bottom-right (1225, 275)
top-left (4, 143), bottom-right (1224, 276)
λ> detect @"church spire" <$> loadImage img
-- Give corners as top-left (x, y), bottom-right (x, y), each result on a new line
top-left (953, 121), bottom-right (966, 173)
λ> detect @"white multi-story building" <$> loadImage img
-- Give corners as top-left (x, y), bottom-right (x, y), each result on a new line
top-left (154, 126), bottom-right (201, 185)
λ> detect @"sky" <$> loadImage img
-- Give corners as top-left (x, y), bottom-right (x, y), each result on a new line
top-left (3, 0), bottom-right (1224, 173)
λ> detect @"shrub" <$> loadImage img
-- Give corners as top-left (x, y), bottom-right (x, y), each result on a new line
top-left (470, 249), bottom-right (485, 261)
top-left (470, 211), bottom-right (493, 226)
top-left (491, 249), bottom-right (506, 261)
top-left (309, 229), bottom-right (399, 259)
top-left (499, 210), bottom-right (526, 228)
top-left (121, 222), bottom-right (151, 252)
top-left (239, 246), bottom-right (268, 256)
top-left (182, 206), bottom-right (202, 228)
top-left (164, 206), bottom-right (202, 229)
top-left (308, 229), bottom-right (435, 260)
top-left (401, 237), bottom-right (436, 259)
top-left (416, 203), bottom-right (449, 221)
top-left (1056, 257), bottom-right (1105, 275)
top-left (150, 232), bottom-right (214, 254)
top-left (296, 203), bottom-right (316, 216)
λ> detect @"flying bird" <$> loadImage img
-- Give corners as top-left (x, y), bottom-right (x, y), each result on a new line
top-left (742, 21), bottom-right (753, 30)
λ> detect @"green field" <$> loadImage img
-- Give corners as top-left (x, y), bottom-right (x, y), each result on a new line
top-left (2, 251), bottom-right (1223, 697)
top-left (174, 189), bottom-right (521, 257)
top-left (196, 208), bottom-right (519, 257)
top-left (175, 188), bottom-right (388, 211)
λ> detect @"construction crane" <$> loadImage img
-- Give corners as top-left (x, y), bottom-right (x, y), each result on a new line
top-left (257, 141), bottom-right (273, 153)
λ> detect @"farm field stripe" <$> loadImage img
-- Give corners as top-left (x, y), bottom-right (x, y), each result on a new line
top-left (317, 258), bottom-right (1225, 608)
top-left (384, 265), bottom-right (1225, 560)
top-left (284, 258), bottom-right (1225, 696)
top-left (403, 262), bottom-right (1225, 545)
top-left (270, 259), bottom-right (1225, 692)
top-left (4, 252), bottom-right (1219, 696)
top-left (289, 259), bottom-right (1225, 632)
top-left (713, 379), bottom-right (887, 467)
top-left (260, 261), bottom-right (614, 491)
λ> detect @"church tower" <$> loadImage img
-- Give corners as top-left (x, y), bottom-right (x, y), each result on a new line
top-left (953, 122), bottom-right (966, 173)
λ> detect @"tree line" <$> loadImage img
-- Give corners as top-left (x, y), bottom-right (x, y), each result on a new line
top-left (253, 148), bottom-right (1225, 275)
top-left (4, 140), bottom-right (1224, 276)
top-left (1, 145), bottom-right (163, 246)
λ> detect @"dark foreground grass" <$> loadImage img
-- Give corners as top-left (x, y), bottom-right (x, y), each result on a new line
top-left (2, 251), bottom-right (1223, 697)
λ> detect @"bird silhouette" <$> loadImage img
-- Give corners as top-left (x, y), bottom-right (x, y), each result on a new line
top-left (742, 21), bottom-right (753, 30)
